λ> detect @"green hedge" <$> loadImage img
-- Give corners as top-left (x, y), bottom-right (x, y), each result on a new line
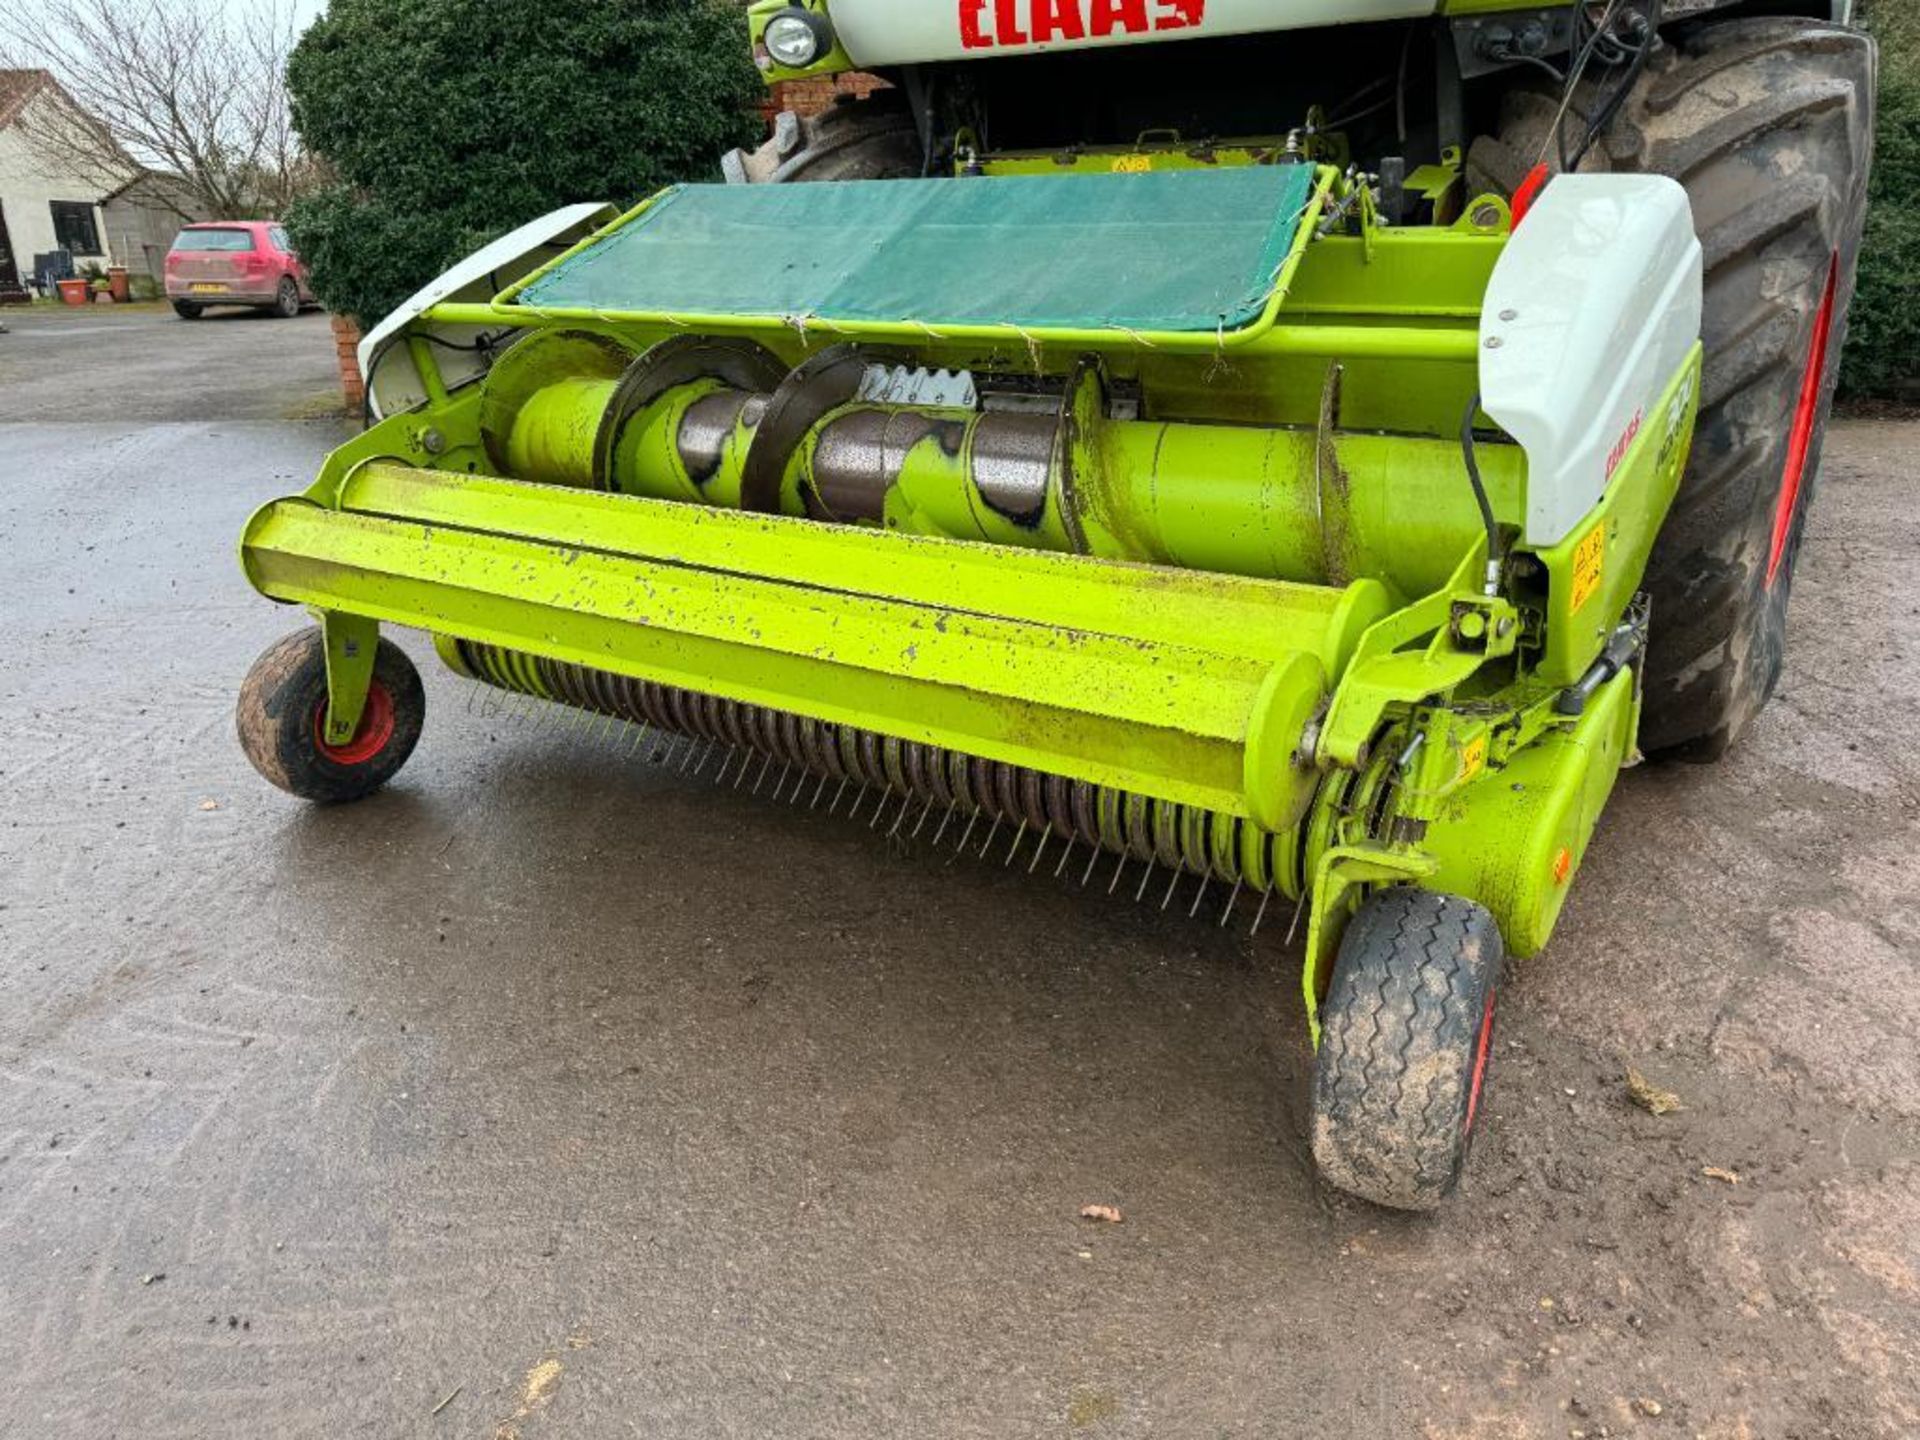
top-left (1842, 1), bottom-right (1920, 398)
top-left (285, 0), bottom-right (763, 327)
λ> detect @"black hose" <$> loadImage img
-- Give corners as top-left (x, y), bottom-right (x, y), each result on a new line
top-left (1461, 392), bottom-right (1504, 594)
top-left (1567, 1), bottom-right (1660, 171)
top-left (1492, 50), bottom-right (1567, 87)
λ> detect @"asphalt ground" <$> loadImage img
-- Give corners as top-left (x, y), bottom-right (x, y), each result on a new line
top-left (2, 302), bottom-right (1916, 1438)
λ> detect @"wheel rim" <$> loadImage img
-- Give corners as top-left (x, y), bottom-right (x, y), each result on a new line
top-left (313, 681), bottom-right (396, 765)
top-left (1766, 251), bottom-right (1839, 588)
top-left (1464, 990), bottom-right (1497, 1134)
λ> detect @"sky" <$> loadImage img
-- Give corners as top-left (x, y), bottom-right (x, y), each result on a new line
top-left (278, 0), bottom-right (326, 32)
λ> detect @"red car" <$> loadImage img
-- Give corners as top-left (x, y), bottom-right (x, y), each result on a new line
top-left (165, 221), bottom-right (313, 320)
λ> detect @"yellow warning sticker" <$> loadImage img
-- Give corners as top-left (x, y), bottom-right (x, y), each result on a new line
top-left (1570, 523), bottom-right (1606, 613)
top-left (1460, 733), bottom-right (1487, 784)
top-left (1111, 153), bottom-right (1153, 173)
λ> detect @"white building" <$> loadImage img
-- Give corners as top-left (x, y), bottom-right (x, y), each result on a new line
top-left (0, 69), bottom-right (125, 298)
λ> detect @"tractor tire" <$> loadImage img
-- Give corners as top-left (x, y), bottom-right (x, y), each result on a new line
top-left (237, 628), bottom-right (426, 804)
top-left (722, 91), bottom-right (922, 184)
top-left (172, 300), bottom-right (203, 320)
top-left (1310, 888), bottom-right (1503, 1211)
top-left (1467, 18), bottom-right (1875, 759)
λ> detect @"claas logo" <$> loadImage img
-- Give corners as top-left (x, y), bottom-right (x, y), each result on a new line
top-left (960, 0), bottom-right (1206, 50)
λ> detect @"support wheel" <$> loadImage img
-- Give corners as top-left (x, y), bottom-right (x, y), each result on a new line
top-left (237, 628), bottom-right (425, 803)
top-left (1311, 888), bottom-right (1503, 1211)
top-left (172, 300), bottom-right (203, 320)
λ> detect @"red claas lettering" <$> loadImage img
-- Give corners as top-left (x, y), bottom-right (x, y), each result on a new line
top-left (962, 0), bottom-right (1205, 50)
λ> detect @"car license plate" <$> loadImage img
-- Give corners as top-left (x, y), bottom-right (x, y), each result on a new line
top-left (189, 283), bottom-right (228, 294)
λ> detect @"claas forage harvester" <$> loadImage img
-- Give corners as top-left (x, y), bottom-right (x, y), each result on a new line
top-left (235, 0), bottom-right (1873, 1208)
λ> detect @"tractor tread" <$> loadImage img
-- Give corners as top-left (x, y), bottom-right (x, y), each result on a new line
top-left (723, 91), bottom-right (920, 185)
top-left (1639, 78), bottom-right (1852, 182)
top-left (1641, 20), bottom-right (1865, 113)
top-left (1695, 174), bottom-right (1825, 272)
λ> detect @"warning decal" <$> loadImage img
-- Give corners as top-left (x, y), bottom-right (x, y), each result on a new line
top-left (1570, 523), bottom-right (1606, 613)
top-left (1459, 732), bottom-right (1488, 785)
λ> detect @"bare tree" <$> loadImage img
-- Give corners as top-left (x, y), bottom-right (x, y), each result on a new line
top-left (0, 0), bottom-right (306, 219)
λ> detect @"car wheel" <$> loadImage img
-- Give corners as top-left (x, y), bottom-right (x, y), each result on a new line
top-left (172, 300), bottom-right (203, 320)
top-left (273, 277), bottom-right (300, 319)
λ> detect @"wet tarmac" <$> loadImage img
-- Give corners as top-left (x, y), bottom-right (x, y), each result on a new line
top-left (2, 306), bottom-right (1916, 1437)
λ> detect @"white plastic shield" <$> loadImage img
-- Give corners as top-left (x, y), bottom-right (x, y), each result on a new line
top-left (1479, 175), bottom-right (1703, 548)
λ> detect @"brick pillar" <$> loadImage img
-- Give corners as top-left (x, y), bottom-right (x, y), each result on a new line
top-left (331, 314), bottom-right (365, 413)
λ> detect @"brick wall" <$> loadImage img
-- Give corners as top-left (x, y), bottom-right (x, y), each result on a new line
top-left (766, 72), bottom-right (885, 118)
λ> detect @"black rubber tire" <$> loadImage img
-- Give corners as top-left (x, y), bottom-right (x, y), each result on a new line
top-left (722, 91), bottom-right (922, 184)
top-left (237, 628), bottom-right (425, 804)
top-left (272, 276), bottom-right (301, 319)
top-left (1310, 888), bottom-right (1503, 1211)
top-left (1467, 18), bottom-right (1876, 759)
top-left (172, 300), bottom-right (203, 320)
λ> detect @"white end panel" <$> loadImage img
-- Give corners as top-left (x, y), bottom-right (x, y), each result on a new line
top-left (1480, 176), bottom-right (1701, 548)
top-left (828, 0), bottom-right (1434, 68)
top-left (359, 202), bottom-right (615, 419)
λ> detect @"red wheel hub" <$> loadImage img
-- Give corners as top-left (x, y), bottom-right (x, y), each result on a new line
top-left (314, 681), bottom-right (396, 766)
top-left (1465, 990), bottom-right (1497, 1133)
top-left (1766, 252), bottom-right (1840, 587)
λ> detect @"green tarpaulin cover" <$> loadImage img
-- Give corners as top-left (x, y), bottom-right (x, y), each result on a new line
top-left (516, 166), bottom-right (1317, 335)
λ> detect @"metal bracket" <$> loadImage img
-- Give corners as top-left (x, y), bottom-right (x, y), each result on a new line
top-left (1301, 843), bottom-right (1439, 1047)
top-left (1315, 540), bottom-right (1518, 769)
top-left (321, 611), bottom-right (379, 746)
top-left (1451, 7), bottom-right (1577, 80)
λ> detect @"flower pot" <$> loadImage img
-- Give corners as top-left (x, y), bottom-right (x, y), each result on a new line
top-left (56, 278), bottom-right (90, 306)
top-left (107, 266), bottom-right (130, 303)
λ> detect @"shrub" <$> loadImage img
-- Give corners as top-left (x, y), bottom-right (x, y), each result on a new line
top-left (1841, 0), bottom-right (1920, 398)
top-left (284, 0), bottom-right (763, 326)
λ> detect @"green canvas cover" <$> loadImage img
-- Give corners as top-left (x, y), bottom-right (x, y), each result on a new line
top-left (515, 166), bottom-right (1318, 335)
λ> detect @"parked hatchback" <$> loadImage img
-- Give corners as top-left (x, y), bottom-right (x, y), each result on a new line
top-left (165, 222), bottom-right (312, 320)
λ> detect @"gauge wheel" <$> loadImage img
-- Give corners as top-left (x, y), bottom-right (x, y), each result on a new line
top-left (237, 627), bottom-right (425, 803)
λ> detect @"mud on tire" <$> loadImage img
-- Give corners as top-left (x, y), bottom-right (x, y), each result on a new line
top-left (237, 628), bottom-right (425, 804)
top-left (1311, 888), bottom-right (1503, 1211)
top-left (1468, 18), bottom-right (1876, 759)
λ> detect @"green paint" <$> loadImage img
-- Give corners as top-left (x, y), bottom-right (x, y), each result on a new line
top-left (241, 153), bottom-right (1702, 1049)
top-left (320, 610), bottom-right (378, 745)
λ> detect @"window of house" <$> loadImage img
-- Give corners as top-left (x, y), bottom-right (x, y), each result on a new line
top-left (49, 201), bottom-right (100, 255)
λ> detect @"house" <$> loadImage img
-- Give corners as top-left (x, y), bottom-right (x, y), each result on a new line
top-left (0, 69), bottom-right (127, 299)
top-left (102, 171), bottom-right (207, 288)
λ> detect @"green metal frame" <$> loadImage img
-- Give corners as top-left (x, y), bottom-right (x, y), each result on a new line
top-left (240, 146), bottom-right (1701, 1045)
